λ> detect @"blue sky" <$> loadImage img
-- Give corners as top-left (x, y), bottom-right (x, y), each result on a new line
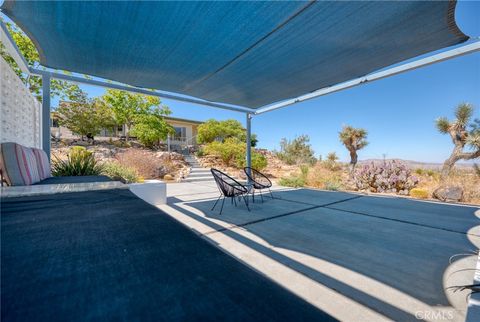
top-left (45, 1), bottom-right (479, 163)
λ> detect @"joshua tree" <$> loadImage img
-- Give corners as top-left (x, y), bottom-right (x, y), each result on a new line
top-left (436, 103), bottom-right (480, 178)
top-left (339, 126), bottom-right (368, 171)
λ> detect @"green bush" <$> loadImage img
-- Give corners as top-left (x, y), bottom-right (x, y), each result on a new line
top-left (102, 162), bottom-right (140, 183)
top-left (275, 135), bottom-right (316, 165)
top-left (279, 165), bottom-right (309, 188)
top-left (204, 138), bottom-right (241, 166)
top-left (278, 176), bottom-right (305, 188)
top-left (203, 138), bottom-right (268, 170)
top-left (323, 176), bottom-right (344, 191)
top-left (195, 147), bottom-right (205, 157)
top-left (52, 146), bottom-right (103, 176)
top-left (196, 119), bottom-right (258, 146)
top-left (235, 152), bottom-right (268, 171)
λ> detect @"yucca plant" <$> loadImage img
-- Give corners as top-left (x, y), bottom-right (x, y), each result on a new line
top-left (339, 125), bottom-right (368, 172)
top-left (436, 103), bottom-right (480, 179)
top-left (52, 146), bottom-right (103, 176)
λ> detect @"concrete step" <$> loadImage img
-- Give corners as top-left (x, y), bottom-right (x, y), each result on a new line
top-left (190, 169), bottom-right (211, 175)
top-left (188, 173), bottom-right (212, 178)
top-left (185, 177), bottom-right (215, 183)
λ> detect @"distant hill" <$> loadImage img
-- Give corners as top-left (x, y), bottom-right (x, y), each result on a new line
top-left (357, 159), bottom-right (475, 170)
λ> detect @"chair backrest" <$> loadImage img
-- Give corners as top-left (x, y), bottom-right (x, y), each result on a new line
top-left (244, 167), bottom-right (272, 189)
top-left (211, 168), bottom-right (247, 197)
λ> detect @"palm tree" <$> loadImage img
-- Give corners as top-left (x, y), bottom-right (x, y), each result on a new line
top-left (436, 103), bottom-right (480, 178)
top-left (339, 126), bottom-right (368, 171)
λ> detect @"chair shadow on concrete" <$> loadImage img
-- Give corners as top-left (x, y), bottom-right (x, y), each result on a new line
top-left (168, 188), bottom-right (480, 321)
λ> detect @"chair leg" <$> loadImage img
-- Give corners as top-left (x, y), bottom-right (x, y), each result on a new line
top-left (233, 196), bottom-right (237, 206)
top-left (269, 188), bottom-right (274, 199)
top-left (252, 189), bottom-right (255, 203)
top-left (242, 195), bottom-right (250, 211)
top-left (219, 197), bottom-right (226, 215)
top-left (211, 195), bottom-right (222, 211)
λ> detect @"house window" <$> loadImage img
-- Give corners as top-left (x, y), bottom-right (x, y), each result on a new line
top-left (117, 125), bottom-right (123, 132)
top-left (173, 127), bottom-right (186, 140)
top-left (51, 118), bottom-right (59, 127)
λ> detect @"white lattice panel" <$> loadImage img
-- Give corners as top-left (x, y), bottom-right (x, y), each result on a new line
top-left (0, 56), bottom-right (41, 148)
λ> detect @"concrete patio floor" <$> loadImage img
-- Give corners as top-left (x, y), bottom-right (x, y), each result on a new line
top-left (158, 179), bottom-right (480, 322)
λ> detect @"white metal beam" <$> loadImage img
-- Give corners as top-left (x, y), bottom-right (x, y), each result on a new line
top-left (0, 20), bottom-right (30, 74)
top-left (245, 113), bottom-right (252, 182)
top-left (30, 68), bottom-right (256, 114)
top-left (255, 40), bottom-right (480, 115)
top-left (41, 74), bottom-right (51, 159)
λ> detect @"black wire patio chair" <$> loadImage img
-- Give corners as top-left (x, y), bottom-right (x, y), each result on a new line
top-left (244, 167), bottom-right (274, 203)
top-left (211, 168), bottom-right (250, 214)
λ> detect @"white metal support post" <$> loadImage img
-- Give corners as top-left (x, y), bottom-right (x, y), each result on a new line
top-left (246, 113), bottom-right (252, 183)
top-left (42, 74), bottom-right (51, 160)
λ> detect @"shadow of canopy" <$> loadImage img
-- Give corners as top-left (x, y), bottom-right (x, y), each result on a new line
top-left (173, 188), bottom-right (479, 320)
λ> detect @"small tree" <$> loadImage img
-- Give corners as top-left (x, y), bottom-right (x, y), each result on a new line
top-left (196, 119), bottom-right (257, 146)
top-left (130, 108), bottom-right (174, 148)
top-left (0, 21), bottom-right (84, 100)
top-left (276, 135), bottom-right (316, 165)
top-left (339, 125), bottom-right (368, 171)
top-left (102, 89), bottom-right (168, 141)
top-left (56, 95), bottom-right (115, 140)
top-left (436, 103), bottom-right (480, 178)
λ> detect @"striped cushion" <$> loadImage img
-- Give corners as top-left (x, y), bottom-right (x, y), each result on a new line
top-left (32, 148), bottom-right (52, 180)
top-left (0, 142), bottom-right (41, 186)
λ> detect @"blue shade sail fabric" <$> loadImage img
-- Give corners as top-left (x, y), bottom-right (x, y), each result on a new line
top-left (1, 1), bottom-right (468, 108)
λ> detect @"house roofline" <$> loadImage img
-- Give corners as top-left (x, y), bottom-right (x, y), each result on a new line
top-left (164, 116), bottom-right (203, 125)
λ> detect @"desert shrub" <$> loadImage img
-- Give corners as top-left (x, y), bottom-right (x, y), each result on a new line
top-left (278, 176), bottom-right (306, 188)
top-left (52, 146), bottom-right (103, 176)
top-left (196, 147), bottom-right (205, 157)
top-left (306, 164), bottom-right (345, 190)
top-left (324, 178), bottom-right (343, 191)
top-left (474, 164), bottom-right (480, 178)
top-left (116, 149), bottom-right (177, 179)
top-left (102, 162), bottom-right (140, 183)
top-left (203, 138), bottom-right (267, 170)
top-left (414, 168), bottom-right (439, 178)
top-left (323, 152), bottom-right (341, 171)
top-left (410, 188), bottom-right (429, 199)
top-left (353, 160), bottom-right (418, 195)
top-left (204, 138), bottom-right (241, 166)
top-left (236, 152), bottom-right (268, 171)
top-left (112, 140), bottom-right (131, 148)
top-left (279, 164), bottom-right (310, 188)
top-left (275, 135), bottom-right (316, 165)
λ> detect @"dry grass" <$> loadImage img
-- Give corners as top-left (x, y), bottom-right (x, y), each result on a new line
top-left (116, 149), bottom-right (182, 180)
top-left (305, 163), bottom-right (349, 191)
top-left (199, 150), bottom-right (480, 205)
top-left (415, 168), bottom-right (480, 204)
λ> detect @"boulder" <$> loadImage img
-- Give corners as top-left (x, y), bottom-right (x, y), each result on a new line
top-left (156, 165), bottom-right (170, 178)
top-left (433, 186), bottom-right (464, 202)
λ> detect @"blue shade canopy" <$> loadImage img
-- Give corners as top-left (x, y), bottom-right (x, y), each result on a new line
top-left (1, 1), bottom-right (468, 108)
